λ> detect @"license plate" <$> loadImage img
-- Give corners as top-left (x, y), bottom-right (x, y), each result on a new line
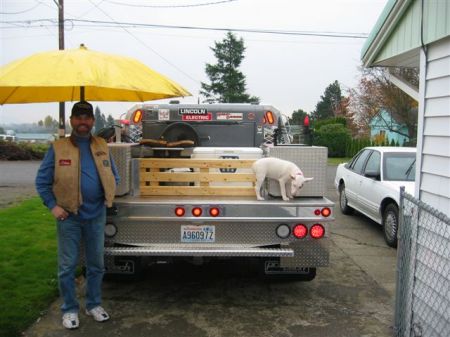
top-left (181, 225), bottom-right (215, 243)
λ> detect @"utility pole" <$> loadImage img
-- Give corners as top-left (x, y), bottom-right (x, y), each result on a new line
top-left (57, 0), bottom-right (65, 138)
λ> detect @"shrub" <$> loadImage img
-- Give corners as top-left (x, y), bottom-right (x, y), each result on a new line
top-left (312, 123), bottom-right (351, 157)
top-left (0, 141), bottom-right (48, 160)
top-left (345, 137), bottom-right (371, 157)
top-left (313, 117), bottom-right (346, 131)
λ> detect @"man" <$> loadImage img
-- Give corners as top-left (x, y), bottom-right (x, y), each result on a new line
top-left (36, 101), bottom-right (119, 329)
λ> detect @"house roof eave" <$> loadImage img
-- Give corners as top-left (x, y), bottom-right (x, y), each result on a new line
top-left (361, 0), bottom-right (413, 68)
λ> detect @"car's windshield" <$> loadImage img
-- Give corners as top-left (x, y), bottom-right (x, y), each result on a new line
top-left (383, 152), bottom-right (416, 181)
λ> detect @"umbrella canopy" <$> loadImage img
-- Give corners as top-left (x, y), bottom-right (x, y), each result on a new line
top-left (0, 44), bottom-right (191, 104)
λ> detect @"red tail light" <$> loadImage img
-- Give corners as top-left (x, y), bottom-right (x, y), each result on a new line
top-left (293, 224), bottom-right (308, 239)
top-left (310, 224), bottom-right (325, 239)
top-left (132, 109), bottom-right (143, 124)
top-left (175, 207), bottom-right (185, 217)
top-left (321, 208), bottom-right (331, 217)
top-left (314, 208), bottom-right (331, 217)
top-left (192, 207), bottom-right (203, 217)
top-left (209, 207), bottom-right (220, 217)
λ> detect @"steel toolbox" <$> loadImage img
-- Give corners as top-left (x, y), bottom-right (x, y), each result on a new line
top-left (268, 145), bottom-right (327, 197)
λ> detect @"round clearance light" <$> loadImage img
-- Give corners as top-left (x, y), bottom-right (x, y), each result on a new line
top-left (310, 224), bottom-right (325, 239)
top-left (314, 209), bottom-right (321, 216)
top-left (321, 208), bottom-right (331, 217)
top-left (209, 207), bottom-right (220, 217)
top-left (192, 207), bottom-right (203, 217)
top-left (276, 224), bottom-right (291, 239)
top-left (104, 223), bottom-right (117, 237)
top-left (293, 224), bottom-right (308, 239)
top-left (175, 207), bottom-right (185, 217)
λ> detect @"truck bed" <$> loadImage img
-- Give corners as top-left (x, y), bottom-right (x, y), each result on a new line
top-left (114, 194), bottom-right (333, 205)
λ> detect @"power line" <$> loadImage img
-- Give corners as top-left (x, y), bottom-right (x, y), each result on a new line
top-left (104, 0), bottom-right (238, 8)
top-left (1, 18), bottom-right (369, 39)
top-left (86, 0), bottom-right (200, 84)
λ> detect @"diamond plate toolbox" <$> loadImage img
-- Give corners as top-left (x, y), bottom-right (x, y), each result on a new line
top-left (108, 143), bottom-right (132, 196)
top-left (268, 145), bottom-right (327, 197)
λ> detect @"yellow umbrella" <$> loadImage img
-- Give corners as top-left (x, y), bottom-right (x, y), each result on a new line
top-left (0, 44), bottom-right (191, 104)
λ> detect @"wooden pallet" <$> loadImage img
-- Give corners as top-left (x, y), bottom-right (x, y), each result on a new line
top-left (139, 158), bottom-right (257, 196)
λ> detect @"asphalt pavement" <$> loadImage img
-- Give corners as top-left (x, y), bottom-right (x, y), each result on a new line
top-left (0, 160), bottom-right (398, 337)
top-left (0, 160), bottom-right (41, 208)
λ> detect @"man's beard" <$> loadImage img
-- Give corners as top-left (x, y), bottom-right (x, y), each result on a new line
top-left (73, 124), bottom-right (92, 137)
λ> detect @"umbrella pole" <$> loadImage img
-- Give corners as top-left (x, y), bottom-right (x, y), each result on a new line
top-left (58, 102), bottom-right (66, 138)
top-left (80, 86), bottom-right (85, 101)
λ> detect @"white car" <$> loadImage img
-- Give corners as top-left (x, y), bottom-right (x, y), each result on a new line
top-left (334, 147), bottom-right (416, 247)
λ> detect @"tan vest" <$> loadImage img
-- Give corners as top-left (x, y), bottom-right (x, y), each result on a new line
top-left (53, 136), bottom-right (116, 214)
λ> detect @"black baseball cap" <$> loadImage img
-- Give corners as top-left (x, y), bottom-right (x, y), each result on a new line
top-left (71, 101), bottom-right (94, 118)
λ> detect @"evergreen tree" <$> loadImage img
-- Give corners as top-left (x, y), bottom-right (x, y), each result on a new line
top-left (94, 106), bottom-right (106, 131)
top-left (200, 32), bottom-right (259, 103)
top-left (289, 109), bottom-right (308, 125)
top-left (107, 114), bottom-right (115, 126)
top-left (312, 81), bottom-right (346, 121)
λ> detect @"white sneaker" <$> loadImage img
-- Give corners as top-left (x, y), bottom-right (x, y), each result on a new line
top-left (85, 306), bottom-right (110, 322)
top-left (62, 312), bottom-right (79, 329)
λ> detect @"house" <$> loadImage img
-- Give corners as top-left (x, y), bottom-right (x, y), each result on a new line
top-left (362, 0), bottom-right (449, 213)
top-left (369, 109), bottom-right (410, 145)
top-left (362, 1), bottom-right (450, 336)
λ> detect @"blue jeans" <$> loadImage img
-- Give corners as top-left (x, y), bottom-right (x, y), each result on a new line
top-left (57, 208), bottom-right (106, 313)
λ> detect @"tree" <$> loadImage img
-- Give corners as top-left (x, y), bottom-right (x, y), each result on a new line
top-left (44, 115), bottom-right (53, 128)
top-left (348, 67), bottom-right (418, 142)
top-left (312, 81), bottom-right (347, 121)
top-left (200, 32), bottom-right (259, 104)
top-left (313, 123), bottom-right (351, 157)
top-left (289, 109), bottom-right (308, 126)
top-left (0, 126), bottom-right (4, 134)
top-left (43, 115), bottom-right (58, 130)
top-left (107, 114), bottom-right (115, 126)
top-left (94, 106), bottom-right (106, 132)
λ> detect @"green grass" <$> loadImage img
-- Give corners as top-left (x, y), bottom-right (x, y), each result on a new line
top-left (0, 198), bottom-right (58, 337)
top-left (327, 157), bottom-right (351, 166)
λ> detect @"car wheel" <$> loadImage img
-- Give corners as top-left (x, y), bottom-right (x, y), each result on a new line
top-left (383, 203), bottom-right (399, 248)
top-left (339, 183), bottom-right (353, 215)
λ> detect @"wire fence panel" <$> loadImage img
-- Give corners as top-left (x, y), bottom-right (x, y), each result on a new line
top-left (395, 187), bottom-right (450, 337)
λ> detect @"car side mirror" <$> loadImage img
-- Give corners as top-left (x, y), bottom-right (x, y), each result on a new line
top-left (364, 170), bottom-right (380, 180)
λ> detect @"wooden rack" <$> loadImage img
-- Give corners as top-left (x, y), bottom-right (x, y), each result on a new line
top-left (139, 158), bottom-right (257, 196)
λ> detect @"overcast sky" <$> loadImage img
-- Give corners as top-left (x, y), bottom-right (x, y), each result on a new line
top-left (0, 0), bottom-right (387, 125)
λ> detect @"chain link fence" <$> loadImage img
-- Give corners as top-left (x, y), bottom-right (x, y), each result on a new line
top-left (395, 187), bottom-right (450, 337)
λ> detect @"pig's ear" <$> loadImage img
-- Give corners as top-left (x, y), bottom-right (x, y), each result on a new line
top-left (304, 177), bottom-right (314, 182)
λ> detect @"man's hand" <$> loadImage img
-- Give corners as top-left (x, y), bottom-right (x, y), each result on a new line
top-left (51, 205), bottom-right (69, 221)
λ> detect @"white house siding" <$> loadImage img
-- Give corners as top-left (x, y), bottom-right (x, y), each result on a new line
top-left (418, 36), bottom-right (450, 215)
